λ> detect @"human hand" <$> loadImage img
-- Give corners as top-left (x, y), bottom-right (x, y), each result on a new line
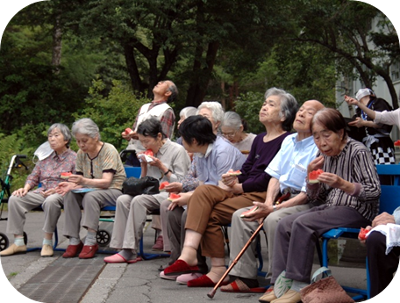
top-left (221, 173), bottom-right (238, 187)
top-left (67, 174), bottom-right (84, 185)
top-left (242, 201), bottom-right (271, 223)
top-left (12, 188), bottom-right (28, 197)
top-left (164, 182), bottom-right (183, 193)
top-left (167, 192), bottom-right (191, 210)
top-left (344, 95), bottom-right (359, 106)
top-left (41, 188), bottom-right (56, 198)
top-left (348, 117), bottom-right (364, 128)
top-left (372, 212), bottom-right (395, 227)
top-left (121, 128), bottom-right (136, 140)
top-left (307, 156), bottom-right (324, 176)
top-left (55, 182), bottom-right (74, 196)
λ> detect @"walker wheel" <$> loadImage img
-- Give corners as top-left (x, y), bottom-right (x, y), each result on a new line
top-left (0, 232), bottom-right (9, 251)
top-left (23, 232), bottom-right (28, 245)
top-left (96, 230), bottom-right (111, 247)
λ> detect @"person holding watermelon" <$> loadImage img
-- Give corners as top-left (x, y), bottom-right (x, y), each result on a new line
top-left (104, 118), bottom-right (191, 264)
top-left (1, 123), bottom-right (76, 258)
top-left (163, 88), bottom-right (298, 288)
top-left (159, 101), bottom-right (226, 284)
top-left (265, 108), bottom-right (380, 303)
top-left (56, 118), bottom-right (126, 259)
top-left (219, 100), bottom-right (324, 296)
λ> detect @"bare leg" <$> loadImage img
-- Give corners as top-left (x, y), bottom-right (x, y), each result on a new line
top-left (179, 229), bottom-right (202, 266)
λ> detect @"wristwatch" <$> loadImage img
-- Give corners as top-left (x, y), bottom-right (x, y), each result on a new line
top-left (164, 169), bottom-right (172, 176)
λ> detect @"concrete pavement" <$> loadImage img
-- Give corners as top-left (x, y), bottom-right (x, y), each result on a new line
top-left (0, 211), bottom-right (396, 303)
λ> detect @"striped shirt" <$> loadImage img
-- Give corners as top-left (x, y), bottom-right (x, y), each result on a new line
top-left (307, 138), bottom-right (380, 221)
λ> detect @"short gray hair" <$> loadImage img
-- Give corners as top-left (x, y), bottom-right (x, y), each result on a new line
top-left (221, 111), bottom-right (242, 130)
top-left (197, 101), bottom-right (225, 124)
top-left (71, 118), bottom-right (101, 140)
top-left (47, 123), bottom-right (72, 147)
top-left (265, 87), bottom-right (298, 132)
top-left (180, 106), bottom-right (197, 119)
top-left (166, 81), bottom-right (178, 103)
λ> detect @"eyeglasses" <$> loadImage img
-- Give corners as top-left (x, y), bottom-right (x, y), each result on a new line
top-left (221, 131), bottom-right (236, 138)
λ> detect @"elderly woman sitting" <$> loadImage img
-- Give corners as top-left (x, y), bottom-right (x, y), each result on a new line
top-left (220, 111), bottom-right (256, 155)
top-left (260, 108), bottom-right (380, 303)
top-left (57, 118), bottom-right (126, 259)
top-left (1, 123), bottom-right (76, 257)
top-left (103, 118), bottom-right (191, 264)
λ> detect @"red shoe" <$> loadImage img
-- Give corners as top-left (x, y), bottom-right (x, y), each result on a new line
top-left (164, 260), bottom-right (200, 276)
top-left (62, 242), bottom-right (83, 258)
top-left (187, 275), bottom-right (230, 287)
top-left (78, 244), bottom-right (98, 259)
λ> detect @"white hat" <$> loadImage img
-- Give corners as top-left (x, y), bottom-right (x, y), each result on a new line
top-left (356, 88), bottom-right (374, 100)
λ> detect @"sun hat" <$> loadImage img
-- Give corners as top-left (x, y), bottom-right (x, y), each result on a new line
top-left (356, 88), bottom-right (374, 100)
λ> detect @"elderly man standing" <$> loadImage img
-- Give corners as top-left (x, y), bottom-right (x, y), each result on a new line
top-left (123, 80), bottom-right (178, 166)
top-left (220, 100), bottom-right (324, 296)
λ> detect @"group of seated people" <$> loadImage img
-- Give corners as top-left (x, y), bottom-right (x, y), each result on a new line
top-left (1, 84), bottom-right (399, 302)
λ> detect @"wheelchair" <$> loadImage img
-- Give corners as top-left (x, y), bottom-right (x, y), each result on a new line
top-left (0, 154), bottom-right (28, 251)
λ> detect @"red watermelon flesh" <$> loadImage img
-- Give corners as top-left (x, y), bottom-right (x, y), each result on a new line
top-left (309, 169), bottom-right (323, 183)
top-left (168, 193), bottom-right (181, 201)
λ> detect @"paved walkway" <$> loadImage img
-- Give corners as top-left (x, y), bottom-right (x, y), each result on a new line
top-left (0, 211), bottom-right (391, 303)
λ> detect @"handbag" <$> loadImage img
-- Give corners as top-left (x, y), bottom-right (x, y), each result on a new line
top-left (300, 267), bottom-right (355, 303)
top-left (122, 176), bottom-right (160, 196)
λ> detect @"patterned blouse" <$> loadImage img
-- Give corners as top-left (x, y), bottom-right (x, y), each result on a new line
top-left (75, 143), bottom-right (126, 190)
top-left (26, 149), bottom-right (77, 193)
top-left (307, 138), bottom-right (380, 221)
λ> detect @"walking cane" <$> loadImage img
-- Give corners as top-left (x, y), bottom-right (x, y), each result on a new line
top-left (207, 192), bottom-right (291, 299)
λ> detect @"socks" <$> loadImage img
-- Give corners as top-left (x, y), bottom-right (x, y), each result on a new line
top-left (291, 280), bottom-right (309, 292)
top-left (84, 231), bottom-right (97, 246)
top-left (206, 266), bottom-right (227, 283)
top-left (119, 249), bottom-right (136, 261)
top-left (69, 237), bottom-right (81, 245)
top-left (42, 238), bottom-right (53, 246)
top-left (14, 237), bottom-right (25, 246)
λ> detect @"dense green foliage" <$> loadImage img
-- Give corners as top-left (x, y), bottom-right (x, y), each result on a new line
top-left (0, 0), bottom-right (398, 189)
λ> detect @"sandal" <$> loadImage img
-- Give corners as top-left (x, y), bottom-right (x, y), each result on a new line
top-left (104, 253), bottom-right (142, 264)
top-left (220, 279), bottom-right (266, 293)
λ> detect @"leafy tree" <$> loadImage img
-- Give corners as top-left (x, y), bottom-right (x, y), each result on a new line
top-left (285, 0), bottom-right (399, 107)
top-left (73, 78), bottom-right (149, 150)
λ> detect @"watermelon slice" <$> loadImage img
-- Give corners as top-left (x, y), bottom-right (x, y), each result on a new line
top-left (240, 206), bottom-right (259, 218)
top-left (394, 140), bottom-right (400, 147)
top-left (227, 169), bottom-right (242, 176)
top-left (168, 193), bottom-right (181, 201)
top-left (60, 172), bottom-right (72, 179)
top-left (308, 169), bottom-right (323, 184)
top-left (159, 181), bottom-right (169, 191)
top-left (124, 127), bottom-right (132, 135)
top-left (358, 227), bottom-right (369, 241)
top-left (144, 149), bottom-right (154, 157)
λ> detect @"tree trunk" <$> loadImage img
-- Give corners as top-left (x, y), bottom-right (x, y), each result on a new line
top-left (52, 14), bottom-right (62, 74)
top-left (186, 41), bottom-right (220, 107)
top-left (123, 44), bottom-right (142, 93)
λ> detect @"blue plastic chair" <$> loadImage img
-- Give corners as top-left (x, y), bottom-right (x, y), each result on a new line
top-left (320, 164), bottom-right (400, 300)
